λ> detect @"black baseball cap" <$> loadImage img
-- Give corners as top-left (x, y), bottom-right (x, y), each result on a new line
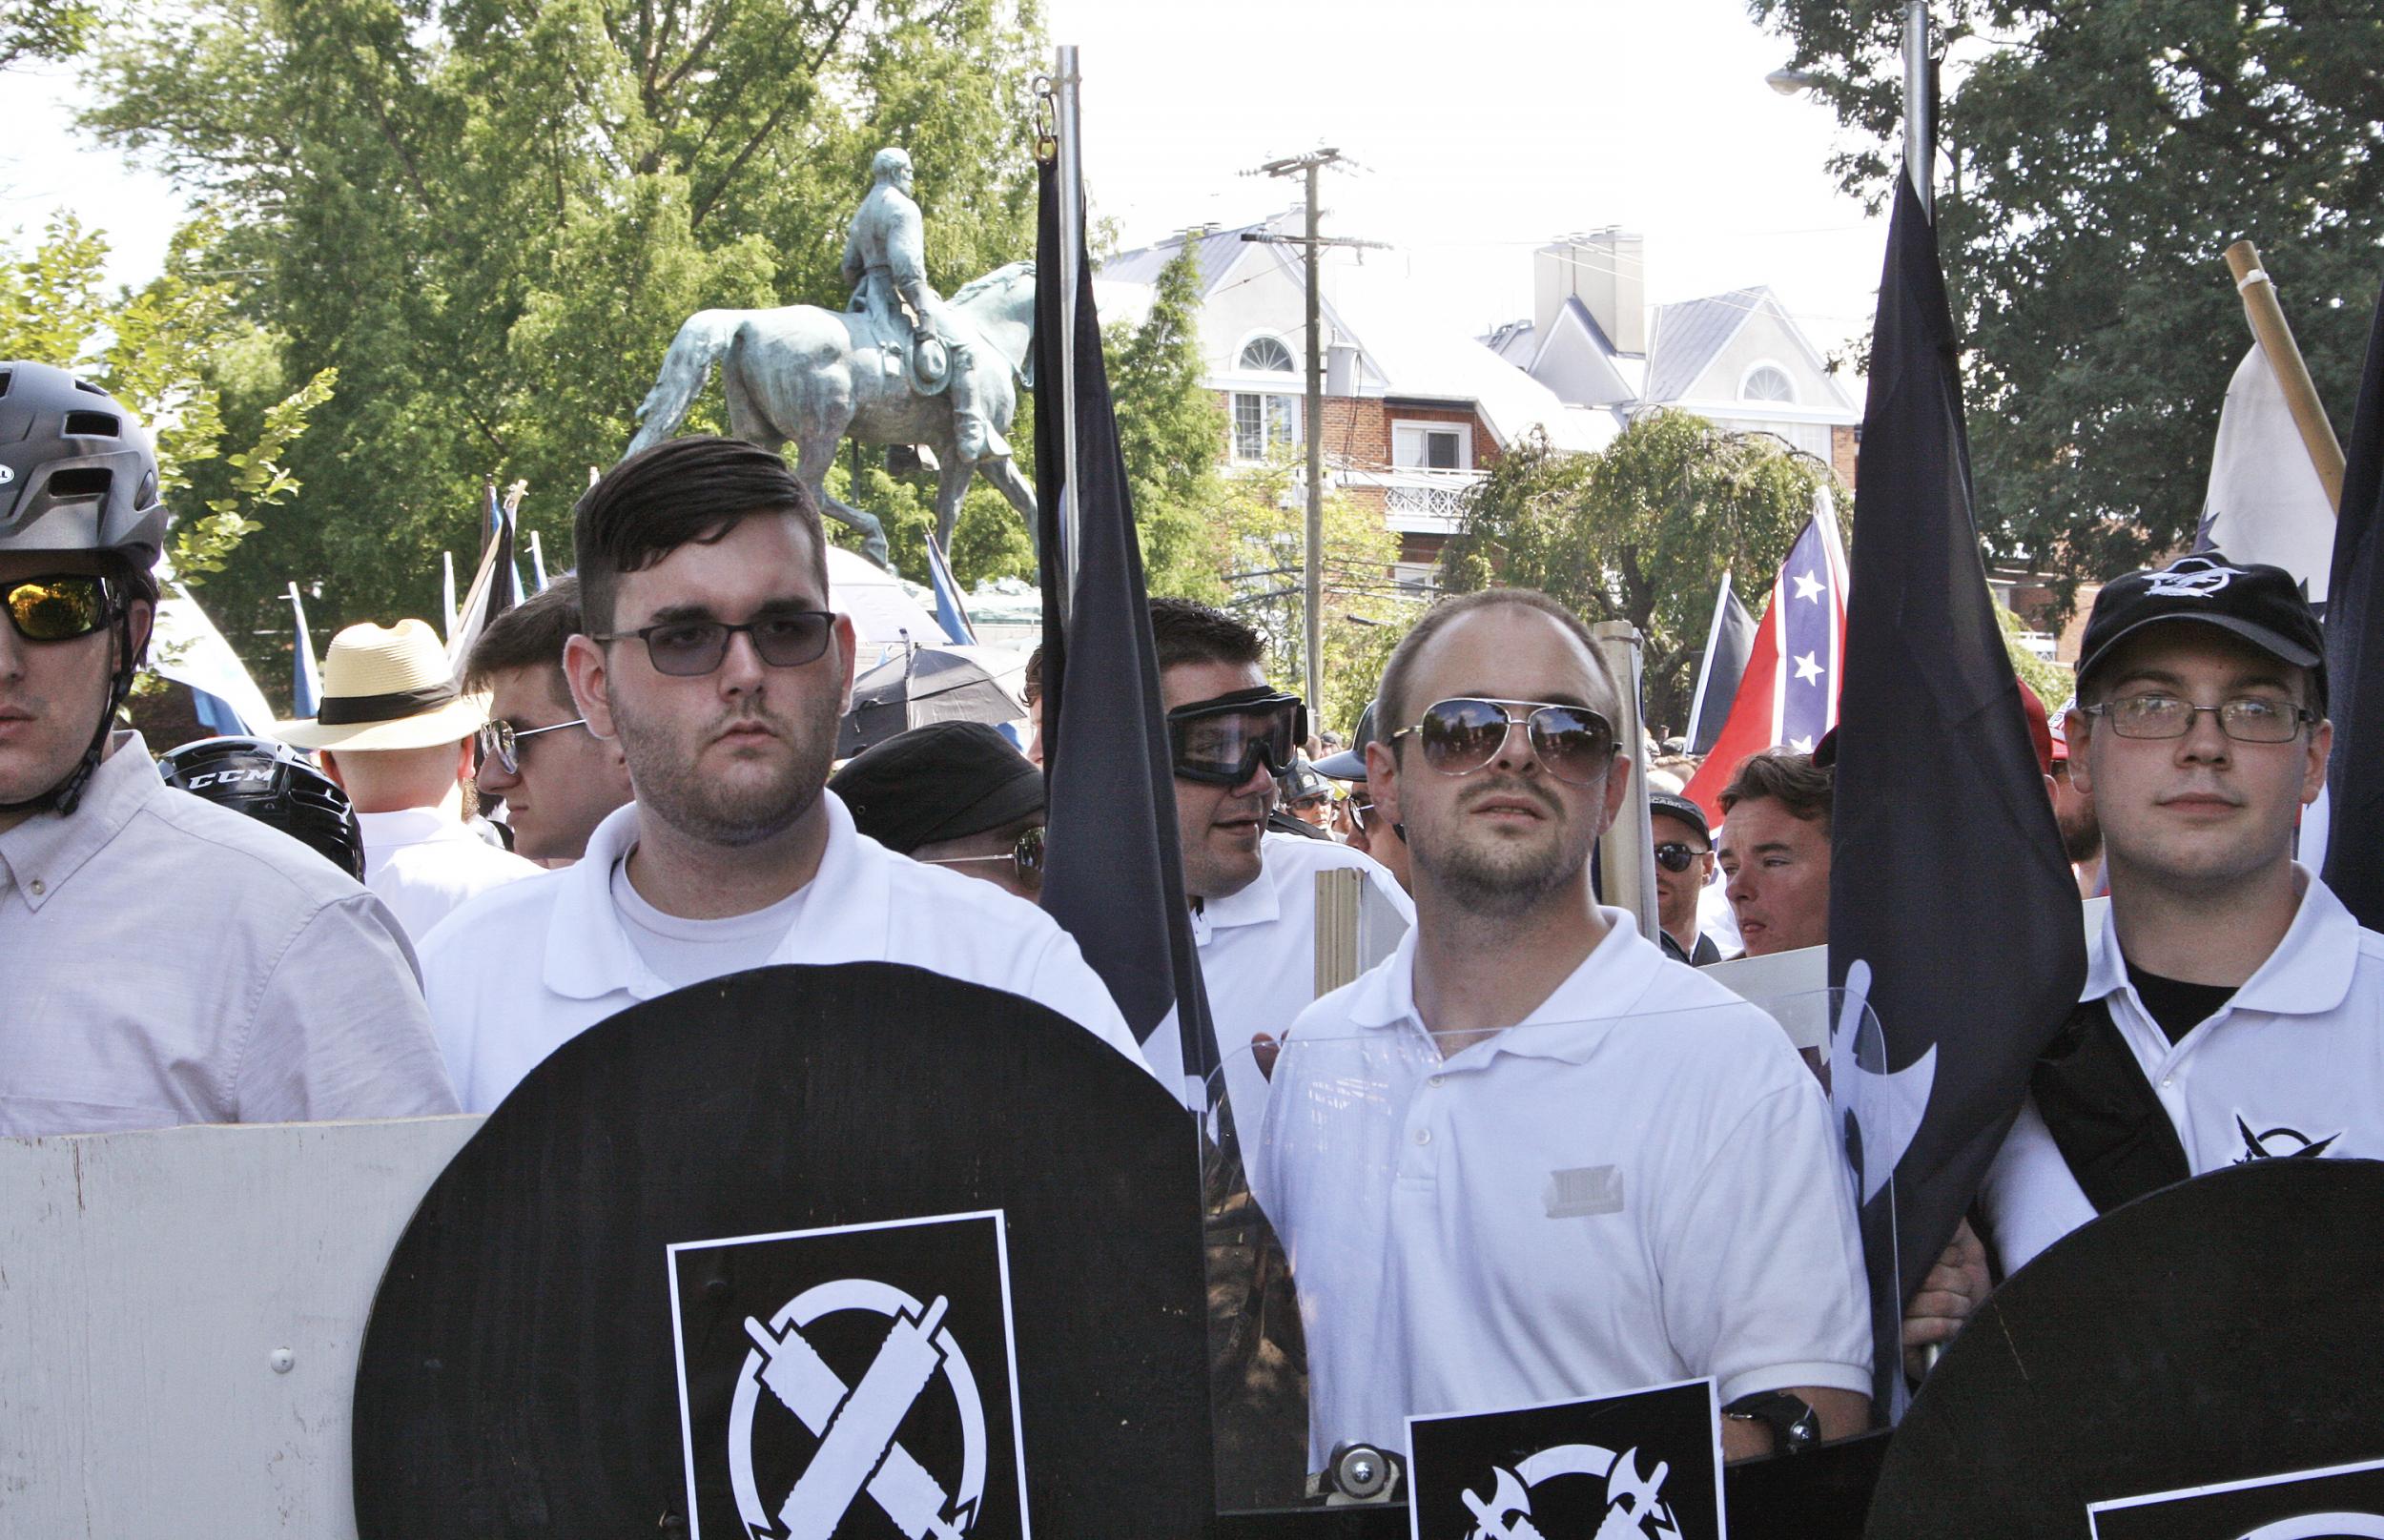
top-left (829, 721), bottom-right (1042, 854)
top-left (1314, 699), bottom-right (1379, 781)
top-left (1649, 791), bottom-right (1711, 845)
top-left (2076, 553), bottom-right (2325, 700)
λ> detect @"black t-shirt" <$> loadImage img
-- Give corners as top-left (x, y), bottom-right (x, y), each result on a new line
top-left (2124, 956), bottom-right (2237, 1046)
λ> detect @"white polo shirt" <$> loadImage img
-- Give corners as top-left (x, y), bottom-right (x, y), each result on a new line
top-left (420, 791), bottom-right (1149, 1110)
top-left (1258, 909), bottom-right (1870, 1469)
top-left (0, 733), bottom-right (458, 1135)
top-left (1982, 866), bottom-right (2384, 1274)
top-left (1148, 832), bottom-right (1411, 1121)
top-left (359, 807), bottom-right (540, 943)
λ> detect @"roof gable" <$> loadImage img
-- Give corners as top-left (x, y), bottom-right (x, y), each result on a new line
top-left (1644, 287), bottom-right (1767, 403)
top-left (1099, 223), bottom-right (1264, 298)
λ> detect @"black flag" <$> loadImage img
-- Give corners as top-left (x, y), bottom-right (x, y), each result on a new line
top-left (445, 482), bottom-right (519, 677)
top-left (1032, 158), bottom-right (1216, 1106)
top-left (2322, 273), bottom-right (2384, 929)
top-left (1829, 177), bottom-right (2087, 1407)
top-left (1684, 568), bottom-right (1757, 755)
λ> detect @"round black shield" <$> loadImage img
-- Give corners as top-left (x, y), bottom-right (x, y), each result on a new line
top-left (1867, 1159), bottom-right (2384, 1539)
top-left (353, 963), bottom-right (1208, 1539)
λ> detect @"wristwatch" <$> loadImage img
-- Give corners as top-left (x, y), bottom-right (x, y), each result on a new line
top-left (1723, 1389), bottom-right (1821, 1455)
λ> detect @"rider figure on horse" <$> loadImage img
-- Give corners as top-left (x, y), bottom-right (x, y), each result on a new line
top-left (841, 148), bottom-right (1009, 465)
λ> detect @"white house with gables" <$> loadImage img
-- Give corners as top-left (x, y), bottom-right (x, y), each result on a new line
top-left (1098, 214), bottom-right (1860, 583)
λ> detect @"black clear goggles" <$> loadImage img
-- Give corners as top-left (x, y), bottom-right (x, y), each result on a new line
top-left (1166, 688), bottom-right (1307, 787)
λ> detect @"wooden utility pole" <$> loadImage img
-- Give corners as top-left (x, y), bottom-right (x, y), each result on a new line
top-left (1243, 150), bottom-right (1384, 712)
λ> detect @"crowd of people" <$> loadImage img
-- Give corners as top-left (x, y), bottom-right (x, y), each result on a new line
top-left (6, 359), bottom-right (2376, 1488)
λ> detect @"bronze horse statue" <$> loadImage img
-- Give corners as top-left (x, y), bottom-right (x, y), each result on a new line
top-left (626, 260), bottom-right (1038, 571)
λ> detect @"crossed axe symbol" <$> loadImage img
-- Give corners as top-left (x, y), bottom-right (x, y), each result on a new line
top-left (743, 1296), bottom-right (972, 1540)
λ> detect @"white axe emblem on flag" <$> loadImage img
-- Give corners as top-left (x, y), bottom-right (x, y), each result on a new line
top-left (730, 1277), bottom-right (989, 1540)
top-left (1829, 959), bottom-right (1937, 1206)
top-left (1458, 1443), bottom-right (1682, 1540)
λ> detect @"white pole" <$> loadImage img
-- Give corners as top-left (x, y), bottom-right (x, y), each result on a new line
top-left (1054, 44), bottom-right (1084, 628)
top-left (1903, 1), bottom-right (1933, 220)
top-left (440, 551), bottom-right (458, 642)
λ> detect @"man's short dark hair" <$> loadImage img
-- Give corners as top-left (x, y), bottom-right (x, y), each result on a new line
top-left (463, 574), bottom-right (582, 711)
top-left (1374, 587), bottom-right (1618, 741)
top-left (573, 436), bottom-right (827, 632)
top-left (1719, 749), bottom-right (1834, 832)
top-left (1148, 596), bottom-right (1264, 673)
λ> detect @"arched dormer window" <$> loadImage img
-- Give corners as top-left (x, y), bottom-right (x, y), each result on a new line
top-left (1740, 363), bottom-right (1797, 403)
top-left (1239, 336), bottom-right (1298, 373)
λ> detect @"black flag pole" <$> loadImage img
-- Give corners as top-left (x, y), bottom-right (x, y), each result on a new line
top-left (2320, 271), bottom-right (2384, 928)
top-left (1032, 57), bottom-right (1218, 1108)
top-left (1830, 2), bottom-right (2088, 1415)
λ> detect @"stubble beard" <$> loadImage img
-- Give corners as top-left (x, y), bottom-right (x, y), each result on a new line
top-left (1413, 785), bottom-right (1587, 920)
top-left (609, 688), bottom-right (836, 849)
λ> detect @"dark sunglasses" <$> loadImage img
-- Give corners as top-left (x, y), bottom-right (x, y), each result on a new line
top-left (592, 610), bottom-right (835, 677)
top-left (1166, 688), bottom-right (1307, 787)
top-left (1390, 697), bottom-right (1617, 786)
top-left (476, 716), bottom-right (589, 776)
top-left (1653, 840), bottom-right (1709, 873)
top-left (921, 825), bottom-right (1046, 890)
top-left (4, 573), bottom-right (117, 644)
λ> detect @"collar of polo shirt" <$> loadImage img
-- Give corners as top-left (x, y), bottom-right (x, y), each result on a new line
top-left (2086, 862), bottom-right (2359, 1027)
top-left (1343, 905), bottom-right (1670, 1066)
top-left (541, 791), bottom-right (891, 1002)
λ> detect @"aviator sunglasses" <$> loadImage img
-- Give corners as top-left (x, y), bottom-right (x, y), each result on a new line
top-left (4, 573), bottom-right (117, 645)
top-left (1390, 697), bottom-right (1618, 785)
top-left (476, 716), bottom-right (590, 776)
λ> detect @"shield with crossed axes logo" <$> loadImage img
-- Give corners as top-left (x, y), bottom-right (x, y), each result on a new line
top-left (1407, 1379), bottom-right (1724, 1540)
top-left (668, 1209), bottom-right (1031, 1540)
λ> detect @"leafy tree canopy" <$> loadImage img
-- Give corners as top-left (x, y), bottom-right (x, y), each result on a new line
top-left (1438, 411), bottom-right (1830, 734)
top-left (1, 0), bottom-right (93, 70)
top-left (77, 0), bottom-right (1047, 660)
top-left (1750, 0), bottom-right (2384, 612)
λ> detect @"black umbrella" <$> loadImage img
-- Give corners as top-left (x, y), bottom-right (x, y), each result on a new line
top-left (836, 643), bottom-right (1026, 759)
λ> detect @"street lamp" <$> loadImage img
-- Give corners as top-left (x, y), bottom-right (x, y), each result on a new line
top-left (1766, 67), bottom-right (1819, 96)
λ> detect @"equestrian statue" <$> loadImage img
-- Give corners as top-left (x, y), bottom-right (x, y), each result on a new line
top-left (626, 148), bottom-right (1038, 572)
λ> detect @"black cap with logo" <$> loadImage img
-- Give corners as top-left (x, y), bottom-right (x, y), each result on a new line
top-left (2075, 553), bottom-right (2326, 698)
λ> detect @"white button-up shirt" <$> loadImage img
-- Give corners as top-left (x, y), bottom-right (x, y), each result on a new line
top-left (359, 807), bottom-right (540, 944)
top-left (1982, 866), bottom-right (2384, 1274)
top-left (1258, 909), bottom-right (1870, 1468)
top-left (1152, 832), bottom-right (1411, 1120)
top-left (0, 733), bottom-right (458, 1135)
top-left (421, 791), bottom-right (1149, 1110)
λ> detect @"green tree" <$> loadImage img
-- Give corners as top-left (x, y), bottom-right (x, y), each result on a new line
top-left (0, 211), bottom-right (335, 588)
top-left (1, 0), bottom-right (92, 70)
top-left (1105, 235), bottom-right (1228, 596)
top-left (80, 0), bottom-right (1046, 662)
top-left (1438, 411), bottom-right (1829, 734)
top-left (1750, 0), bottom-right (2384, 613)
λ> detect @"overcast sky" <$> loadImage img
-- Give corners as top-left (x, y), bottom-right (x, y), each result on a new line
top-left (3, 0), bottom-right (1892, 362)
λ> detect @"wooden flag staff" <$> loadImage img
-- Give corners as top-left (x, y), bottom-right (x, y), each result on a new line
top-left (2226, 238), bottom-right (2348, 512)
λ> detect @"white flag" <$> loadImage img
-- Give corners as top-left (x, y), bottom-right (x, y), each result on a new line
top-left (2197, 344), bottom-right (2336, 603)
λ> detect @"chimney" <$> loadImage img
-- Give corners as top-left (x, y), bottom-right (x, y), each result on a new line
top-left (1533, 227), bottom-right (1645, 356)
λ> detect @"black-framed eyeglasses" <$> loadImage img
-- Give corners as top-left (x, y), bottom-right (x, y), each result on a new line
top-left (1166, 688), bottom-right (1307, 787)
top-left (1653, 840), bottom-right (1709, 873)
top-left (2086, 693), bottom-right (2313, 745)
top-left (920, 825), bottom-right (1046, 891)
top-left (591, 610), bottom-right (836, 677)
top-left (1390, 697), bottom-right (1618, 786)
top-left (476, 716), bottom-right (589, 776)
top-left (4, 573), bottom-right (117, 645)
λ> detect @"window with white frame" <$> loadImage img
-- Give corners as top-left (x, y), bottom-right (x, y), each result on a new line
top-left (1391, 421), bottom-right (1469, 471)
top-left (1740, 364), bottom-right (1797, 403)
top-left (1232, 392), bottom-right (1298, 461)
top-left (1239, 335), bottom-right (1298, 373)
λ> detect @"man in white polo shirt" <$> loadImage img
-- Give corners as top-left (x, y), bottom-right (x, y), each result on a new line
top-left (420, 436), bottom-right (1144, 1111)
top-left (1259, 586), bottom-right (1869, 1476)
top-left (1145, 598), bottom-right (1411, 1120)
top-left (1980, 554), bottom-right (2381, 1274)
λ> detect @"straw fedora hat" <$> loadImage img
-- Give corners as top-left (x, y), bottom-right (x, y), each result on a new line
top-left (277, 618), bottom-right (490, 752)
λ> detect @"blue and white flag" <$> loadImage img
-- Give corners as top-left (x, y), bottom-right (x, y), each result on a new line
top-left (287, 581), bottom-right (321, 722)
top-left (923, 531), bottom-right (976, 646)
